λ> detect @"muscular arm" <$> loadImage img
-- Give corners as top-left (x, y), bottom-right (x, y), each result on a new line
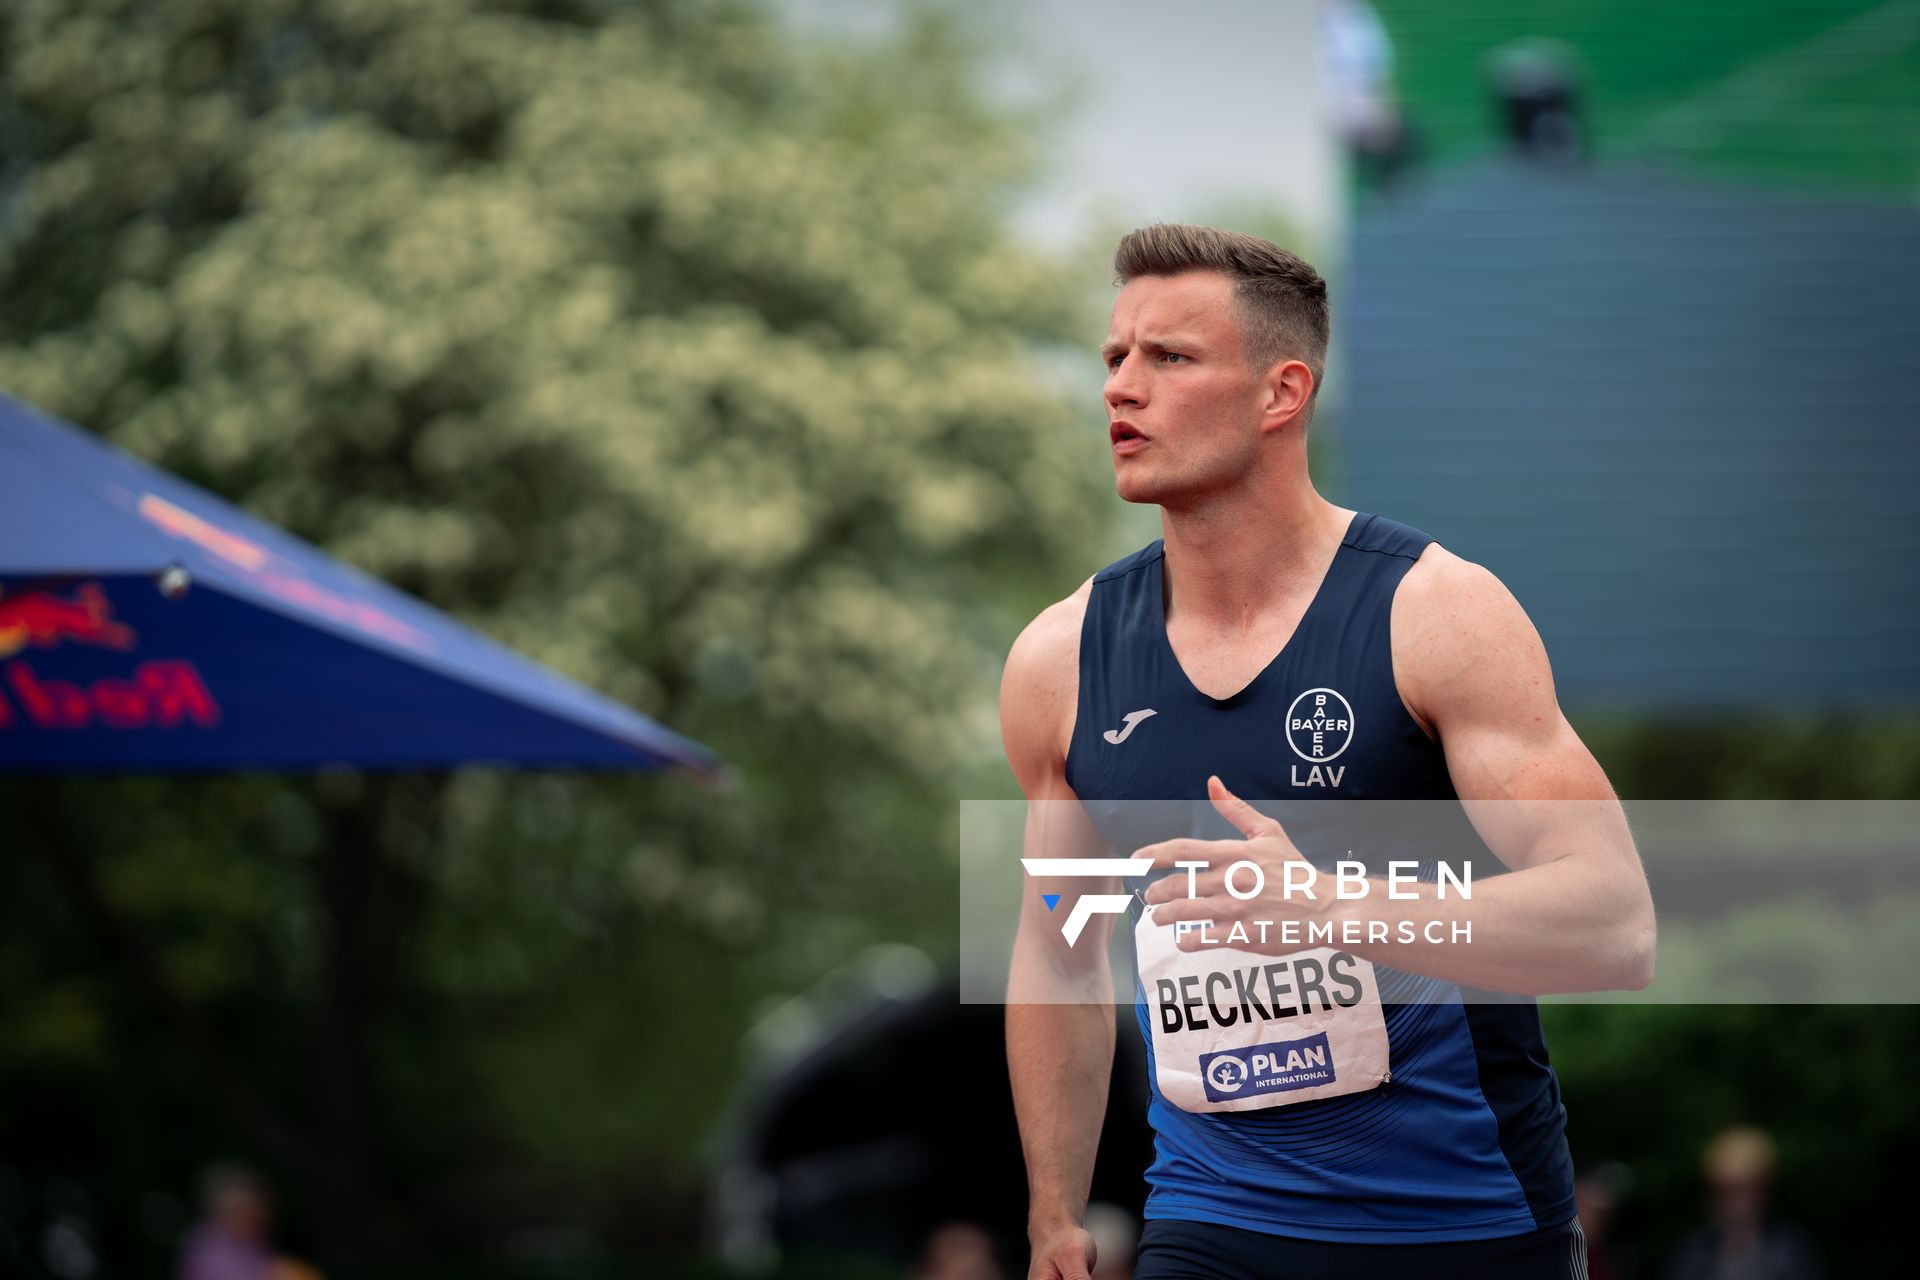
top-left (1001, 582), bottom-right (1115, 1278)
top-left (1141, 546), bottom-right (1655, 994)
top-left (1364, 545), bottom-right (1657, 991)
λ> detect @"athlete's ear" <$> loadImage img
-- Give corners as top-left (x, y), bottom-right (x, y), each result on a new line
top-left (1258, 358), bottom-right (1315, 434)
top-left (1209, 775), bottom-right (1283, 839)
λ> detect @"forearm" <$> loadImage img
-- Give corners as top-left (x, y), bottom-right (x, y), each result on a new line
top-left (1006, 987), bottom-right (1115, 1235)
top-left (1325, 850), bottom-right (1655, 993)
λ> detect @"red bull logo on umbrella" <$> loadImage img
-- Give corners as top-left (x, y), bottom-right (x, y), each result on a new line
top-left (0, 582), bottom-right (218, 731)
top-left (0, 583), bottom-right (134, 656)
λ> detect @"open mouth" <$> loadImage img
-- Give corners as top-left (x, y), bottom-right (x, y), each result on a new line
top-left (1110, 422), bottom-right (1146, 445)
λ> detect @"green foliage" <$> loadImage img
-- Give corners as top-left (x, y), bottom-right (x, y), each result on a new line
top-left (1578, 713), bottom-right (1920, 799)
top-left (1549, 714), bottom-right (1920, 1270)
top-left (1544, 1003), bottom-right (1920, 1272)
top-left (0, 0), bottom-right (1109, 1268)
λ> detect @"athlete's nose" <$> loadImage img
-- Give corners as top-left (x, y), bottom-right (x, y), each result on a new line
top-left (1105, 352), bottom-right (1147, 411)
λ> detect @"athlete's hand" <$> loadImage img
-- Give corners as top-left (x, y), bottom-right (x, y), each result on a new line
top-left (1026, 1223), bottom-right (1097, 1280)
top-left (1138, 775), bottom-right (1339, 953)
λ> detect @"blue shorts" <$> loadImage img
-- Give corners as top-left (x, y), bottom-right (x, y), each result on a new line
top-left (1133, 1217), bottom-right (1588, 1280)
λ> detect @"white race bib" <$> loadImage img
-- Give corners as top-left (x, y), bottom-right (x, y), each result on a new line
top-left (1135, 903), bottom-right (1391, 1113)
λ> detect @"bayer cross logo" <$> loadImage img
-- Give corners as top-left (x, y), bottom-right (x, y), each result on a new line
top-left (1285, 687), bottom-right (1355, 762)
top-left (1205, 1054), bottom-right (1249, 1095)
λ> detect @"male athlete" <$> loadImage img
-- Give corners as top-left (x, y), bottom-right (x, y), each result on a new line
top-left (1000, 225), bottom-right (1655, 1280)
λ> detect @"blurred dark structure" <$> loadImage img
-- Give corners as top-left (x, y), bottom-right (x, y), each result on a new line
top-left (711, 962), bottom-right (1151, 1276)
top-left (1486, 39), bottom-right (1586, 162)
top-left (1339, 159), bottom-right (1920, 709)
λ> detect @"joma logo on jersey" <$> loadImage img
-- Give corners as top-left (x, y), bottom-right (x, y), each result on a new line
top-left (1199, 1032), bottom-right (1336, 1102)
top-left (1285, 687), bottom-right (1354, 786)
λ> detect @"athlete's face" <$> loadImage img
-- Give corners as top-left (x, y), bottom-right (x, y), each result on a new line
top-left (1102, 270), bottom-right (1269, 506)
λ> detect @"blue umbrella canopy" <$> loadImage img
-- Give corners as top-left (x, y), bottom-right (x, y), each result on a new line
top-left (0, 393), bottom-right (723, 776)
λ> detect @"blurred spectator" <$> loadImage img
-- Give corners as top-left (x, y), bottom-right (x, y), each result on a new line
top-left (179, 1166), bottom-right (271, 1280)
top-left (1667, 1127), bottom-right (1821, 1280)
top-left (910, 1220), bottom-right (1005, 1280)
top-left (177, 1166), bottom-right (320, 1280)
top-left (1321, 0), bottom-right (1417, 189)
top-left (1485, 38), bottom-right (1586, 162)
top-left (1576, 1161), bottom-right (1639, 1280)
top-left (1084, 1201), bottom-right (1137, 1280)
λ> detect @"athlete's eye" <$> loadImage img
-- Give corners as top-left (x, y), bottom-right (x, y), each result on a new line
top-left (1161, 352), bottom-right (1187, 364)
top-left (1106, 354), bottom-right (1125, 370)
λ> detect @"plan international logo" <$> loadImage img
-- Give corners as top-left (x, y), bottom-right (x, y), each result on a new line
top-left (1199, 1032), bottom-right (1336, 1102)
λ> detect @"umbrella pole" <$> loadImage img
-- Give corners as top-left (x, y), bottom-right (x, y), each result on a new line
top-left (313, 776), bottom-right (386, 1269)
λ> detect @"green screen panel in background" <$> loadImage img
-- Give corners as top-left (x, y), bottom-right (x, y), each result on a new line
top-left (1370, 0), bottom-right (1920, 191)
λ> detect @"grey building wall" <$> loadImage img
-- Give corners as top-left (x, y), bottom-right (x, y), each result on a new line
top-left (1335, 159), bottom-right (1920, 709)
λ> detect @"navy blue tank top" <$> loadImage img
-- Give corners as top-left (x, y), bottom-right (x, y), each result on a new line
top-left (1063, 511), bottom-right (1576, 1244)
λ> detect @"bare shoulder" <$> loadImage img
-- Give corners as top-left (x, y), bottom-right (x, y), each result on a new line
top-left (1393, 542), bottom-right (1530, 638)
top-left (1000, 576), bottom-right (1093, 795)
top-left (1390, 543), bottom-right (1557, 735)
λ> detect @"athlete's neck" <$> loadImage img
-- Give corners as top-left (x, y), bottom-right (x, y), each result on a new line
top-left (1158, 489), bottom-right (1354, 633)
